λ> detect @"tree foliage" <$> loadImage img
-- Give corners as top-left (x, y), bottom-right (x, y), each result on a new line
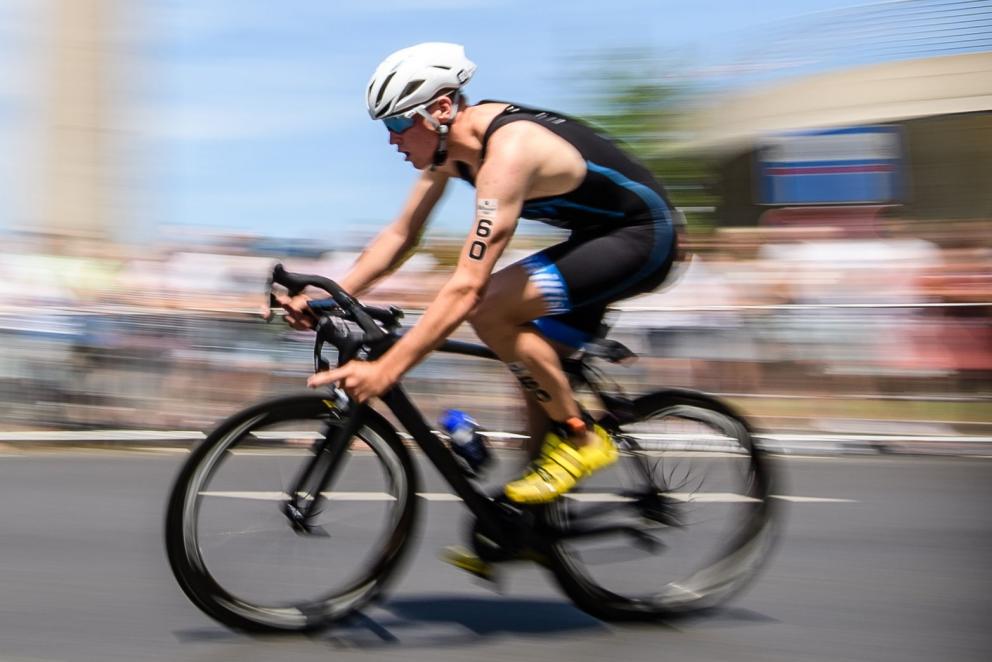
top-left (567, 48), bottom-right (715, 232)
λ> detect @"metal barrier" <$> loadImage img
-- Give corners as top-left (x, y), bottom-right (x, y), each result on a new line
top-left (0, 301), bottom-right (988, 433)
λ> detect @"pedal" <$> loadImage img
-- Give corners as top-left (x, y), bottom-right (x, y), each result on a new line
top-left (628, 527), bottom-right (665, 552)
top-left (638, 495), bottom-right (684, 528)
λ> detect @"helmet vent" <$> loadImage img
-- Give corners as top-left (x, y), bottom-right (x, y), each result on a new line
top-left (375, 72), bottom-right (396, 106)
top-left (400, 79), bottom-right (425, 101)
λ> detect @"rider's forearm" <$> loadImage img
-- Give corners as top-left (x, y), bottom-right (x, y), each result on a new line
top-left (339, 225), bottom-right (417, 297)
top-left (378, 276), bottom-right (481, 379)
top-left (340, 172), bottom-right (445, 297)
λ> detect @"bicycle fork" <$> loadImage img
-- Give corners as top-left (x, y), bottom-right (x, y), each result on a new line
top-left (283, 406), bottom-right (367, 535)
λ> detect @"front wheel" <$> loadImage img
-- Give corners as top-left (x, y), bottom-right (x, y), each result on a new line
top-left (546, 389), bottom-right (779, 620)
top-left (165, 393), bottom-right (419, 632)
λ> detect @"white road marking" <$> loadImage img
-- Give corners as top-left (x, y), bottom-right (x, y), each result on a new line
top-left (200, 491), bottom-right (288, 500)
top-left (3, 428), bottom-right (990, 456)
top-left (199, 491), bottom-right (397, 501)
top-left (415, 493), bottom-right (464, 502)
top-left (322, 492), bottom-right (396, 501)
top-left (762, 433), bottom-right (992, 444)
top-left (639, 451), bottom-right (748, 458)
top-left (251, 431), bottom-right (326, 440)
top-left (196, 491), bottom-right (857, 503)
top-left (0, 430), bottom-right (205, 442)
top-left (565, 494), bottom-right (635, 503)
top-left (134, 446), bottom-right (190, 454)
top-left (668, 492), bottom-right (763, 503)
top-left (770, 495), bottom-right (857, 503)
top-left (566, 492), bottom-right (762, 503)
top-left (229, 449), bottom-right (314, 456)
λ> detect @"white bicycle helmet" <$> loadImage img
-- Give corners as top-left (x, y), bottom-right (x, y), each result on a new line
top-left (366, 42), bottom-right (476, 120)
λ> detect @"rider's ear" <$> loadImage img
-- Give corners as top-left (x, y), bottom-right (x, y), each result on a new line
top-left (435, 96), bottom-right (454, 124)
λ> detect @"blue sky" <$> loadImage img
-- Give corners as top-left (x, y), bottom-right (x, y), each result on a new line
top-left (0, 0), bottom-right (975, 246)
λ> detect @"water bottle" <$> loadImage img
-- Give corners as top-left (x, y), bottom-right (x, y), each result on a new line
top-left (439, 409), bottom-right (491, 475)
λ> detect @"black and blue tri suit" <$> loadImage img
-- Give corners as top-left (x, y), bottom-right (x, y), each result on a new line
top-left (455, 101), bottom-right (678, 347)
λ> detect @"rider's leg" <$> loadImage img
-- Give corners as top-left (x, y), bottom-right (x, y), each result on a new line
top-left (469, 269), bottom-right (617, 505)
top-left (471, 223), bottom-right (677, 504)
top-left (521, 393), bottom-right (549, 459)
top-left (469, 265), bottom-right (600, 450)
top-left (441, 267), bottom-right (607, 573)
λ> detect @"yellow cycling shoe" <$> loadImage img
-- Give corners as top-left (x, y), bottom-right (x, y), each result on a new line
top-left (504, 422), bottom-right (617, 504)
top-left (441, 545), bottom-right (496, 582)
top-left (441, 544), bottom-right (550, 581)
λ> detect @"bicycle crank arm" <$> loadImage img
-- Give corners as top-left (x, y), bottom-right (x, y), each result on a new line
top-left (553, 522), bottom-right (667, 551)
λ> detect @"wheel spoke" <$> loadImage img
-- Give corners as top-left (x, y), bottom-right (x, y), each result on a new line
top-left (547, 395), bottom-right (776, 620)
top-left (165, 396), bottom-right (417, 632)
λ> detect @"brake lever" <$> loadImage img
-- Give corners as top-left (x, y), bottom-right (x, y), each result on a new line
top-left (263, 268), bottom-right (299, 323)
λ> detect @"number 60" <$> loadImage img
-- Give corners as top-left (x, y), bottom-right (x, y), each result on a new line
top-left (469, 219), bottom-right (493, 260)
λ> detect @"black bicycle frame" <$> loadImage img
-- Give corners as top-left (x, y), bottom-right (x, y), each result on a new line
top-left (291, 332), bottom-right (649, 550)
top-left (380, 382), bottom-right (658, 550)
top-left (378, 337), bottom-right (524, 535)
top-left (271, 263), bottom-right (647, 544)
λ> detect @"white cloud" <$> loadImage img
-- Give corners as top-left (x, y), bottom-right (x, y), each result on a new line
top-left (181, 179), bottom-right (387, 209)
top-left (0, 0), bottom-right (47, 231)
top-left (0, 0), bottom-right (47, 101)
top-left (341, 0), bottom-right (502, 10)
top-left (141, 1), bottom-right (507, 40)
top-left (126, 48), bottom-right (370, 142)
top-left (0, 0), bottom-right (46, 36)
top-left (128, 104), bottom-right (324, 142)
top-left (125, 47), bottom-right (368, 142)
top-left (143, 54), bottom-right (370, 103)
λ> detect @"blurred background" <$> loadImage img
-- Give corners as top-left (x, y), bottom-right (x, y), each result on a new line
top-left (0, 0), bottom-right (989, 445)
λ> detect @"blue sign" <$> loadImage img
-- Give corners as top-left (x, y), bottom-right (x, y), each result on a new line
top-left (757, 126), bottom-right (903, 205)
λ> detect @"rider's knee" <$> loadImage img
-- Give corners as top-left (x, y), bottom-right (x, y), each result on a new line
top-left (468, 305), bottom-right (510, 339)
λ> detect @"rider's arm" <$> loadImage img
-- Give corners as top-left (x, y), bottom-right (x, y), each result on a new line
top-left (339, 169), bottom-right (448, 297)
top-left (375, 134), bottom-right (537, 380)
top-left (275, 168), bottom-right (446, 329)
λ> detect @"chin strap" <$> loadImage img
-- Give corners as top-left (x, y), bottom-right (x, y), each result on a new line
top-left (432, 123), bottom-right (450, 168)
top-left (430, 95), bottom-right (460, 168)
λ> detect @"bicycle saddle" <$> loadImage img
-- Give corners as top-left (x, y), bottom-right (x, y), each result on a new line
top-left (581, 338), bottom-right (637, 363)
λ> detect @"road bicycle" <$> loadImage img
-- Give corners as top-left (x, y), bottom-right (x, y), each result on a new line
top-left (165, 264), bottom-right (779, 632)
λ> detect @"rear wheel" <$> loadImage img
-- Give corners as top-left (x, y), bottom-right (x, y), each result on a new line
top-left (165, 393), bottom-right (419, 632)
top-left (546, 390), bottom-right (778, 620)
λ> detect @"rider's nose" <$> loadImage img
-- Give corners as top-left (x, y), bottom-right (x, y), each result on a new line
top-left (388, 132), bottom-right (401, 146)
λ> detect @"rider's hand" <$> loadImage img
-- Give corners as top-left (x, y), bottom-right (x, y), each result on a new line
top-left (272, 291), bottom-right (316, 330)
top-left (307, 359), bottom-right (398, 404)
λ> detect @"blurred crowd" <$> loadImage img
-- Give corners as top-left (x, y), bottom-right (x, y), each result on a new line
top-left (0, 218), bottom-right (989, 434)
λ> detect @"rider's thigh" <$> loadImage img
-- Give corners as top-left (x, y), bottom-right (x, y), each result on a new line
top-left (471, 264), bottom-right (550, 327)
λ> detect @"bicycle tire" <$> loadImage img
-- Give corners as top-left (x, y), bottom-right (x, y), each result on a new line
top-left (545, 389), bottom-right (779, 621)
top-left (165, 392), bottom-right (419, 632)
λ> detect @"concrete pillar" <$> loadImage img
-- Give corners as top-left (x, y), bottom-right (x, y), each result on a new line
top-left (40, 0), bottom-right (119, 240)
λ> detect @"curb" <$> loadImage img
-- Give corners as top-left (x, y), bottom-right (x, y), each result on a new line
top-left (1, 429), bottom-right (991, 456)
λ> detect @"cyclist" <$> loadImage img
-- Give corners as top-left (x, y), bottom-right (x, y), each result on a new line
top-left (279, 42), bottom-right (677, 511)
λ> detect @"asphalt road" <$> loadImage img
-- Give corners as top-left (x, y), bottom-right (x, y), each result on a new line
top-left (0, 447), bottom-right (989, 662)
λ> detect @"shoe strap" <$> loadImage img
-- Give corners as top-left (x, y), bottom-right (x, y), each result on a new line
top-left (538, 443), bottom-right (586, 480)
